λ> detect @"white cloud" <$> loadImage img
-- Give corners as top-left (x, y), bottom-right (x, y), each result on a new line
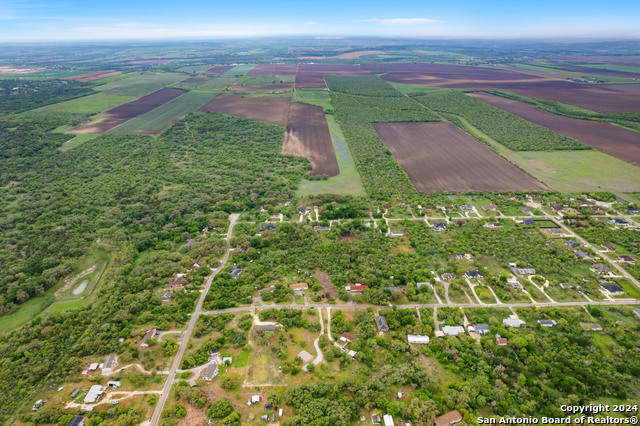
top-left (362, 18), bottom-right (440, 26)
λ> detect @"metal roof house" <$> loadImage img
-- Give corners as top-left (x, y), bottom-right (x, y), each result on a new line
top-left (202, 362), bottom-right (219, 381)
top-left (84, 385), bottom-right (103, 404)
top-left (407, 335), bottom-right (430, 344)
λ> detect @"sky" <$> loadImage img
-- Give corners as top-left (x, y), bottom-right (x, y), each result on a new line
top-left (0, 0), bottom-right (639, 41)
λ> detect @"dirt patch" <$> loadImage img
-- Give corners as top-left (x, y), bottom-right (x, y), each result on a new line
top-left (374, 121), bottom-right (550, 193)
top-left (228, 82), bottom-right (294, 91)
top-left (204, 65), bottom-right (234, 75)
top-left (70, 88), bottom-right (185, 133)
top-left (63, 70), bottom-right (122, 82)
top-left (55, 265), bottom-right (96, 298)
top-left (199, 95), bottom-right (290, 126)
top-left (247, 64), bottom-right (299, 76)
top-left (315, 268), bottom-right (338, 300)
top-left (283, 103), bottom-right (339, 176)
top-left (181, 77), bottom-right (209, 83)
top-left (468, 92), bottom-right (640, 166)
top-left (72, 280), bottom-right (89, 296)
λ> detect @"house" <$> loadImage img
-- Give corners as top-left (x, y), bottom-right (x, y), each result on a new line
top-left (314, 226), bottom-right (331, 231)
top-left (575, 251), bottom-right (594, 260)
top-left (471, 323), bottom-right (490, 334)
top-left (442, 273), bottom-right (456, 281)
top-left (84, 385), bottom-right (103, 404)
top-left (441, 205), bottom-right (455, 211)
top-left (390, 231), bottom-right (405, 237)
top-left (383, 414), bottom-right (395, 426)
top-left (523, 218), bottom-right (535, 225)
top-left (601, 244), bottom-right (616, 252)
top-left (434, 409), bottom-right (463, 426)
top-left (298, 206), bottom-right (309, 214)
top-left (432, 222), bottom-right (447, 231)
top-left (229, 266), bottom-right (242, 279)
top-left (593, 263), bottom-right (613, 275)
top-left (609, 218), bottom-right (629, 227)
top-left (503, 316), bottom-right (525, 327)
top-left (341, 332), bottom-right (359, 342)
top-left (465, 270), bottom-right (483, 279)
top-left (88, 363), bottom-right (99, 371)
top-left (619, 255), bottom-right (636, 264)
top-left (552, 205), bottom-right (564, 212)
top-left (372, 414), bottom-right (382, 424)
top-left (581, 322), bottom-right (603, 331)
top-left (407, 335), bottom-right (430, 344)
top-left (496, 337), bottom-right (508, 346)
top-left (483, 222), bottom-right (503, 229)
top-left (482, 204), bottom-right (497, 212)
top-left (627, 206), bottom-right (638, 213)
top-left (140, 328), bottom-right (156, 347)
top-left (517, 268), bottom-right (536, 275)
top-left (602, 284), bottom-right (624, 294)
top-left (538, 319), bottom-right (557, 327)
top-left (460, 205), bottom-right (473, 211)
top-left (102, 354), bottom-right (117, 373)
top-left (375, 316), bottom-right (389, 332)
top-left (348, 350), bottom-right (357, 358)
top-left (107, 381), bottom-right (121, 388)
top-left (258, 285), bottom-right (276, 295)
top-left (465, 253), bottom-right (474, 261)
top-left (567, 218), bottom-right (583, 224)
top-left (202, 362), bottom-right (219, 381)
top-left (382, 204), bottom-right (392, 210)
top-left (548, 228), bottom-right (566, 236)
top-left (290, 283), bottom-right (309, 291)
top-left (298, 350), bottom-right (314, 364)
top-left (345, 284), bottom-right (369, 293)
top-left (170, 275), bottom-right (185, 288)
top-left (456, 253), bottom-right (465, 260)
top-left (565, 239), bottom-right (581, 248)
top-left (161, 292), bottom-right (172, 303)
top-left (255, 324), bottom-right (277, 333)
top-left (258, 205), bottom-right (268, 213)
top-left (590, 205), bottom-right (606, 214)
top-left (187, 257), bottom-right (203, 270)
top-left (68, 416), bottom-right (85, 426)
top-left (442, 326), bottom-right (465, 337)
top-left (506, 277), bottom-right (521, 288)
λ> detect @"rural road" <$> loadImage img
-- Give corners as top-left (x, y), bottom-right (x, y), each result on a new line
top-left (312, 308), bottom-right (324, 365)
top-left (150, 214), bottom-right (239, 426)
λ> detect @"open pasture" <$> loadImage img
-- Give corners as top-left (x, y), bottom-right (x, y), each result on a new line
top-left (246, 64), bottom-right (299, 75)
top-left (228, 82), bottom-right (293, 91)
top-left (283, 103), bottom-right (339, 177)
top-left (199, 95), bottom-right (290, 126)
top-left (63, 70), bottom-right (122, 82)
top-left (93, 72), bottom-right (185, 97)
top-left (468, 92), bottom-right (640, 165)
top-left (70, 87), bottom-right (184, 133)
top-left (374, 122), bottom-right (550, 193)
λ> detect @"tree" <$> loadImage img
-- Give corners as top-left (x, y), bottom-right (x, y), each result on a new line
top-left (207, 399), bottom-right (234, 418)
top-left (172, 403), bottom-right (187, 418)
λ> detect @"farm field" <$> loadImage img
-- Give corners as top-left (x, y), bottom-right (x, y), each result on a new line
top-left (93, 72), bottom-right (185, 97)
top-left (228, 82), bottom-right (293, 91)
top-left (109, 90), bottom-right (220, 134)
top-left (292, 88), bottom-right (332, 111)
top-left (296, 114), bottom-right (365, 196)
top-left (204, 65), bottom-right (234, 75)
top-left (221, 64), bottom-right (256, 77)
top-left (373, 121), bottom-right (550, 193)
top-left (199, 95), bottom-right (290, 126)
top-left (467, 92), bottom-right (640, 165)
top-left (283, 103), bottom-right (339, 177)
top-left (26, 92), bottom-right (135, 116)
top-left (70, 87), bottom-right (185, 133)
top-left (299, 50), bottom-right (385, 59)
top-left (371, 62), bottom-right (640, 113)
top-left (62, 70), bottom-right (122, 82)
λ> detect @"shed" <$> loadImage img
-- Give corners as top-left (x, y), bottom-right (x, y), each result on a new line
top-left (383, 414), bottom-right (395, 426)
top-left (407, 335), bottom-right (430, 344)
top-left (538, 320), bottom-right (557, 327)
top-left (472, 323), bottom-right (490, 334)
top-left (298, 350), bottom-right (314, 364)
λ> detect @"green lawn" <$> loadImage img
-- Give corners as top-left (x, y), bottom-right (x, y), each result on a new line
top-left (296, 114), bottom-right (366, 197)
top-left (110, 90), bottom-right (220, 134)
top-left (26, 93), bottom-right (135, 116)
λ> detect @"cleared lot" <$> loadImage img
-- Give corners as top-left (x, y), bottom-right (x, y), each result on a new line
top-left (199, 95), bottom-right (290, 126)
top-left (374, 122), bottom-right (550, 193)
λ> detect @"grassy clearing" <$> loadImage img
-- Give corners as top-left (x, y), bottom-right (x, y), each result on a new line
top-left (195, 77), bottom-right (237, 93)
top-left (509, 63), bottom-right (632, 83)
top-left (26, 93), bottom-right (135, 116)
top-left (0, 294), bottom-right (54, 334)
top-left (58, 133), bottom-right (100, 152)
top-left (221, 64), bottom-right (256, 78)
top-left (292, 89), bottom-right (332, 111)
top-left (110, 90), bottom-right (219, 134)
top-left (388, 82), bottom-right (448, 95)
top-left (93, 72), bottom-right (185, 97)
top-left (474, 286), bottom-right (497, 304)
top-left (236, 75), bottom-right (295, 85)
top-left (296, 114), bottom-right (366, 197)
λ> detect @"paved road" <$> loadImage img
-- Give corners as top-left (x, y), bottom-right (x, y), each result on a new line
top-left (150, 214), bottom-right (239, 425)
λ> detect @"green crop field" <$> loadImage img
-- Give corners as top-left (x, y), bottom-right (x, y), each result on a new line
top-left (93, 72), bottom-right (185, 96)
top-left (580, 63), bottom-right (640, 74)
top-left (195, 77), bottom-right (237, 93)
top-left (292, 88), bottom-right (332, 111)
top-left (58, 133), bottom-right (101, 151)
top-left (26, 92), bottom-right (134, 116)
top-left (296, 114), bottom-right (365, 197)
top-left (236, 75), bottom-right (295, 85)
top-left (509, 63), bottom-right (632, 83)
top-left (221, 64), bottom-right (256, 78)
top-left (110, 90), bottom-right (220, 134)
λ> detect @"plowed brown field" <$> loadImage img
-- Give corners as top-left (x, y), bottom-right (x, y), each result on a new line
top-left (70, 87), bottom-right (185, 133)
top-left (182, 77), bottom-right (209, 83)
top-left (283, 103), bottom-right (339, 177)
top-left (467, 92), bottom-right (640, 166)
top-left (199, 95), bottom-right (290, 126)
top-left (204, 65), bottom-right (234, 75)
top-left (374, 122), bottom-right (549, 193)
top-left (63, 70), bottom-right (122, 82)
